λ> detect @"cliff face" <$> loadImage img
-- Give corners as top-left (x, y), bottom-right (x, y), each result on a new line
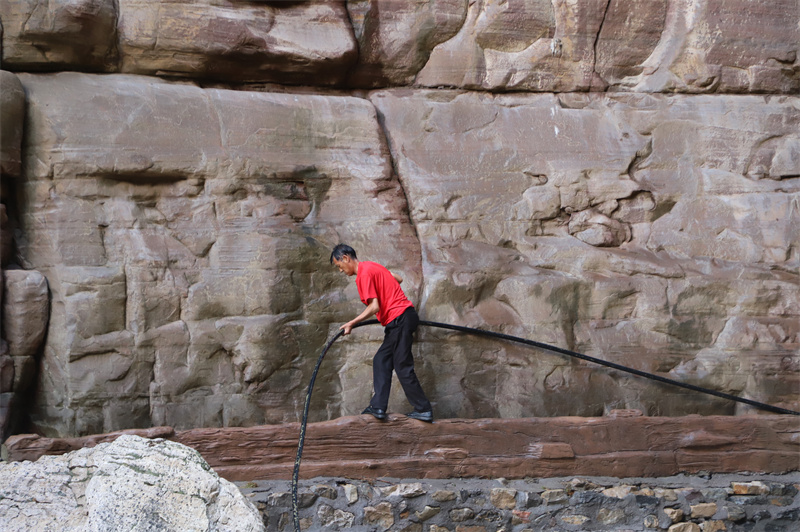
top-left (0, 0), bottom-right (798, 437)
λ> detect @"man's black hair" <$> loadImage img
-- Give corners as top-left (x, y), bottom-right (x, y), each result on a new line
top-left (330, 244), bottom-right (357, 264)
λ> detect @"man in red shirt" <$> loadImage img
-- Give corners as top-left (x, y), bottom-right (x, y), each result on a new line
top-left (330, 244), bottom-right (433, 422)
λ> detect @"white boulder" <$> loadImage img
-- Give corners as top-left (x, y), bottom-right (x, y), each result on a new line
top-left (0, 434), bottom-right (265, 532)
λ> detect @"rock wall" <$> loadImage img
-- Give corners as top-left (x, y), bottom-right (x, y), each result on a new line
top-left (0, 0), bottom-right (798, 437)
top-left (0, 69), bottom-right (50, 441)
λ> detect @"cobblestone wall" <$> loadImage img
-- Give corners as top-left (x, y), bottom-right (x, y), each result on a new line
top-left (238, 473), bottom-right (799, 532)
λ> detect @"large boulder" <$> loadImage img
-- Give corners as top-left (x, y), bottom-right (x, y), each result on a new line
top-left (416, 0), bottom-right (600, 91)
top-left (0, 434), bottom-right (265, 532)
top-left (16, 72), bottom-right (420, 436)
top-left (117, 0), bottom-right (357, 85)
top-left (0, 0), bottom-right (118, 72)
top-left (346, 0), bottom-right (468, 87)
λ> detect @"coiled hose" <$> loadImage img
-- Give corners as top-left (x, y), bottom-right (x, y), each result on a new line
top-left (292, 319), bottom-right (800, 530)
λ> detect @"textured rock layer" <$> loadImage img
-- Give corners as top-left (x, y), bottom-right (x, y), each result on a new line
top-left (372, 89), bottom-right (800, 418)
top-left (1, 0), bottom-right (797, 92)
top-left (0, 0), bottom-right (797, 437)
top-left (15, 72), bottom-right (419, 436)
top-left (5, 69), bottom-right (800, 435)
top-left (4, 415), bottom-right (798, 481)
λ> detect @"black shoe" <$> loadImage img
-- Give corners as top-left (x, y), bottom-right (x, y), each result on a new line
top-left (361, 406), bottom-right (387, 420)
top-left (406, 411), bottom-right (434, 423)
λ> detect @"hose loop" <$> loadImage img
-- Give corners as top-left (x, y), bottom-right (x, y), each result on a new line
top-left (292, 319), bottom-right (799, 531)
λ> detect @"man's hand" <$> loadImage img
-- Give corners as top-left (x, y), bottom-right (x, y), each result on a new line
top-left (339, 299), bottom-right (379, 336)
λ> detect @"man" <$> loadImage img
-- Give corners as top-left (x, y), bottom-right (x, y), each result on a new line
top-left (330, 244), bottom-right (433, 422)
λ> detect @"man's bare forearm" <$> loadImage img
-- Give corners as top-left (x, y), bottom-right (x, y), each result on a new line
top-left (341, 298), bottom-right (380, 335)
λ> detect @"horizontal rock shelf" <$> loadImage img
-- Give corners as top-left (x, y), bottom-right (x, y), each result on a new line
top-left (4, 414), bottom-right (798, 482)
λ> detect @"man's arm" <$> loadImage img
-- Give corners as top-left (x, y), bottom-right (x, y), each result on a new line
top-left (341, 298), bottom-right (380, 335)
top-left (391, 272), bottom-right (403, 284)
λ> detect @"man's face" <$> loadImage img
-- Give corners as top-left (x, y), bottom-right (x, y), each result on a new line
top-left (333, 256), bottom-right (356, 276)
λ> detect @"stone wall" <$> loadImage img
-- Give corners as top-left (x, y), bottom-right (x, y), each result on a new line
top-left (0, 0), bottom-right (798, 438)
top-left (244, 474), bottom-right (800, 532)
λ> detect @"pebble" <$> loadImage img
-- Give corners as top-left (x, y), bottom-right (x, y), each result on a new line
top-left (691, 502), bottom-right (718, 518)
top-left (540, 488), bottom-right (568, 504)
top-left (489, 488), bottom-right (517, 509)
top-left (343, 483), bottom-right (358, 504)
top-left (665, 508), bottom-right (685, 523)
top-left (603, 484), bottom-right (635, 498)
top-left (731, 481), bottom-right (770, 495)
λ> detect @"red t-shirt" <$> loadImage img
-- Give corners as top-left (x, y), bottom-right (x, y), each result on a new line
top-left (356, 261), bottom-right (413, 326)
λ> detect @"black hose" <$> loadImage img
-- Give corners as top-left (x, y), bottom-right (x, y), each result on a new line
top-left (292, 319), bottom-right (800, 531)
top-left (417, 320), bottom-right (800, 416)
top-left (291, 327), bottom-right (347, 532)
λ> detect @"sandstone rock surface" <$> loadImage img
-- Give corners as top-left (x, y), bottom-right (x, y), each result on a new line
top-left (416, 0), bottom-right (601, 91)
top-left (1, 1), bottom-right (796, 93)
top-left (16, 72), bottom-right (419, 436)
top-left (6, 415), bottom-right (797, 482)
top-left (346, 0), bottom-right (468, 87)
top-left (0, 268), bottom-right (48, 439)
top-left (1, 70), bottom-right (25, 177)
top-left (0, 0), bottom-right (117, 71)
top-left (372, 89), bottom-right (800, 418)
top-left (2, 269), bottom-right (48, 363)
top-left (415, 0), bottom-right (800, 93)
top-left (117, 0), bottom-right (357, 84)
top-left (1, 1), bottom-right (798, 437)
top-left (0, 434), bottom-right (265, 532)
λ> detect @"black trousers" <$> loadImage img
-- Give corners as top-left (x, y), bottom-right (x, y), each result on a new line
top-left (369, 307), bottom-right (432, 413)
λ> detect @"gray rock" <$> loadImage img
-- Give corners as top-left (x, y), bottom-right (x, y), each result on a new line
top-left (364, 501), bottom-right (394, 530)
top-left (317, 504), bottom-right (355, 529)
top-left (313, 484), bottom-right (337, 500)
top-left (0, 434), bottom-right (264, 532)
top-left (490, 487), bottom-right (517, 509)
top-left (449, 507), bottom-right (475, 521)
top-left (541, 489), bottom-right (569, 505)
top-left (343, 484), bottom-right (359, 504)
top-left (0, 268), bottom-right (48, 439)
top-left (382, 482), bottom-right (427, 498)
top-left (432, 490), bottom-right (457, 502)
top-left (415, 505), bottom-right (441, 521)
